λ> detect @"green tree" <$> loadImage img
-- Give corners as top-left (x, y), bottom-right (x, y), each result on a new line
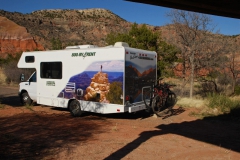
top-left (158, 41), bottom-right (180, 77)
top-left (106, 23), bottom-right (178, 77)
top-left (128, 23), bottom-right (159, 51)
top-left (106, 23), bottom-right (159, 51)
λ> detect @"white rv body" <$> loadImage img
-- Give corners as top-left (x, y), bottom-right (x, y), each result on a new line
top-left (18, 42), bottom-right (157, 115)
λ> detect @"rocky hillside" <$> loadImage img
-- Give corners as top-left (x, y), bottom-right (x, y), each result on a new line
top-left (0, 8), bottom-right (240, 58)
top-left (0, 16), bottom-right (44, 57)
top-left (0, 8), bottom-right (132, 56)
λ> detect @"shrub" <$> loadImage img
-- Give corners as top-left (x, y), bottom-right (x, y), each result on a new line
top-left (207, 93), bottom-right (240, 113)
top-left (234, 85), bottom-right (240, 95)
top-left (0, 100), bottom-right (5, 109)
top-left (2, 60), bottom-right (34, 84)
top-left (0, 67), bottom-right (7, 84)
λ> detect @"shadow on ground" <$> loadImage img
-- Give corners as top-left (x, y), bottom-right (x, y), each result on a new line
top-left (0, 112), bottom-right (110, 159)
top-left (0, 86), bottom-right (19, 107)
top-left (104, 108), bottom-right (240, 160)
top-left (83, 107), bottom-right (186, 120)
top-left (0, 96), bottom-right (20, 107)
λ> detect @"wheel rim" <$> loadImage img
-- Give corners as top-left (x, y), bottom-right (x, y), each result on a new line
top-left (23, 95), bottom-right (28, 103)
top-left (166, 93), bottom-right (176, 107)
top-left (71, 102), bottom-right (80, 115)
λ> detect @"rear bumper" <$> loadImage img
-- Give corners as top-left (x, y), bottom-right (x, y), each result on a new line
top-left (127, 103), bottom-right (147, 113)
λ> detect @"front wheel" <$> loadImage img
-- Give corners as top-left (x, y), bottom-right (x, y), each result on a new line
top-left (21, 92), bottom-right (33, 105)
top-left (152, 95), bottom-right (171, 117)
top-left (69, 100), bottom-right (83, 117)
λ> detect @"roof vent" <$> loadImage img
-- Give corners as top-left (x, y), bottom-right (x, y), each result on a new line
top-left (65, 46), bottom-right (80, 49)
top-left (65, 45), bottom-right (98, 49)
top-left (114, 42), bottom-right (129, 47)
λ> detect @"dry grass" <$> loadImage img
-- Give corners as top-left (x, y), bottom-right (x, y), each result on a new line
top-left (0, 101), bottom-right (5, 109)
top-left (230, 95), bottom-right (240, 101)
top-left (177, 94), bottom-right (240, 119)
top-left (177, 97), bottom-right (220, 118)
top-left (176, 97), bottom-right (208, 118)
top-left (176, 97), bottom-right (206, 108)
top-left (0, 67), bottom-right (19, 87)
top-left (0, 67), bottom-right (7, 85)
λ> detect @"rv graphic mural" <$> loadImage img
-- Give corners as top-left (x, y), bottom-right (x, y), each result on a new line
top-left (58, 60), bottom-right (124, 104)
top-left (125, 60), bottom-right (156, 103)
top-left (58, 58), bottom-right (156, 104)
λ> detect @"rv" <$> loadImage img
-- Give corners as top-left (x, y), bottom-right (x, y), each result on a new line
top-left (17, 42), bottom-right (157, 116)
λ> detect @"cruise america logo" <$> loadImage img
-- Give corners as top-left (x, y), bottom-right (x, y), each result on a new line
top-left (71, 52), bottom-right (96, 58)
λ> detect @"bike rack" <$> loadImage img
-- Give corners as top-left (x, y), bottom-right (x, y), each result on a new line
top-left (142, 86), bottom-right (151, 101)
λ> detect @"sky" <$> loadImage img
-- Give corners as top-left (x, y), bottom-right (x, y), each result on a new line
top-left (0, 0), bottom-right (240, 36)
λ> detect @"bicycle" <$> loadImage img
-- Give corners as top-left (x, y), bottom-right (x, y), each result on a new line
top-left (142, 77), bottom-right (163, 110)
top-left (142, 78), bottom-right (177, 117)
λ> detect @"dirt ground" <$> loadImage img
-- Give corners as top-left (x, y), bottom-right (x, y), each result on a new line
top-left (1, 85), bottom-right (240, 160)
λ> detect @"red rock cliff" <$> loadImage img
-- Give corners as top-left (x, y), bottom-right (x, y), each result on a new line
top-left (0, 16), bottom-right (44, 58)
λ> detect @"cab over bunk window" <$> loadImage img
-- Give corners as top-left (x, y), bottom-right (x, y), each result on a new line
top-left (25, 56), bottom-right (35, 63)
top-left (40, 62), bottom-right (62, 79)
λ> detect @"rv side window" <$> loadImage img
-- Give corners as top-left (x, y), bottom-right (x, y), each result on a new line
top-left (40, 62), bottom-right (62, 79)
top-left (25, 56), bottom-right (35, 63)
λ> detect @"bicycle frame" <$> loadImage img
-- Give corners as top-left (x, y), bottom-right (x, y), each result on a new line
top-left (142, 77), bottom-right (177, 116)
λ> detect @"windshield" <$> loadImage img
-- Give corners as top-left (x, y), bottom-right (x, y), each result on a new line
top-left (29, 72), bottom-right (36, 82)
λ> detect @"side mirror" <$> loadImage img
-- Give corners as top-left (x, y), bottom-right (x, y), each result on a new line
top-left (20, 74), bottom-right (25, 82)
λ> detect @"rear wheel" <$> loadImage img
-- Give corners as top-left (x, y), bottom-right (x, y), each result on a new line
top-left (21, 92), bottom-right (32, 105)
top-left (166, 92), bottom-right (177, 109)
top-left (152, 95), bottom-right (170, 117)
top-left (69, 100), bottom-right (83, 117)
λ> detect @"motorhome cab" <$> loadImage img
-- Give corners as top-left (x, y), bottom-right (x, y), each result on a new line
top-left (18, 42), bottom-right (157, 116)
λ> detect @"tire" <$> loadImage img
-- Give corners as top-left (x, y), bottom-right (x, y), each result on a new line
top-left (21, 92), bottom-right (33, 105)
top-left (69, 100), bottom-right (83, 117)
top-left (151, 95), bottom-right (170, 117)
top-left (166, 92), bottom-right (177, 109)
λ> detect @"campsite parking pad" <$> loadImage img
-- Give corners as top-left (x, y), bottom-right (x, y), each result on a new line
top-left (0, 85), bottom-right (240, 159)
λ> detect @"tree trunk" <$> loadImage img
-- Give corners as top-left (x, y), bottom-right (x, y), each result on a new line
top-left (181, 55), bottom-right (187, 96)
top-left (232, 78), bottom-right (236, 95)
top-left (190, 53), bottom-right (195, 99)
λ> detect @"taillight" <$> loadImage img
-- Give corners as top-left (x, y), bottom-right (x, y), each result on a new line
top-left (125, 95), bottom-right (133, 103)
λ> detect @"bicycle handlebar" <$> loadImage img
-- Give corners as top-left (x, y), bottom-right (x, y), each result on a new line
top-left (142, 78), bottom-right (176, 88)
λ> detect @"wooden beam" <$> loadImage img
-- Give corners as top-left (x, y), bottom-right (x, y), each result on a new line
top-left (126, 0), bottom-right (240, 19)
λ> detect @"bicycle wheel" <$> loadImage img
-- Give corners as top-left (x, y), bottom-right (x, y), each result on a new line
top-left (166, 92), bottom-right (177, 109)
top-left (143, 89), bottom-right (153, 109)
top-left (152, 95), bottom-right (170, 117)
